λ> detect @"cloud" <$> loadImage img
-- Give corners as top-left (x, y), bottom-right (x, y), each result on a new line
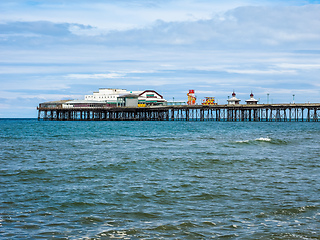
top-left (66, 73), bottom-right (125, 79)
top-left (0, 0), bottom-right (260, 32)
top-left (1, 5), bottom-right (320, 50)
top-left (138, 5), bottom-right (320, 48)
top-left (0, 21), bottom-right (93, 47)
top-left (196, 90), bottom-right (218, 95)
top-left (225, 69), bottom-right (297, 75)
top-left (0, 21), bottom-right (72, 36)
top-left (276, 63), bottom-right (320, 70)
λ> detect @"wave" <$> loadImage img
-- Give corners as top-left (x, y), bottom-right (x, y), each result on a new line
top-left (255, 137), bottom-right (272, 142)
top-left (236, 137), bottom-right (271, 143)
top-left (273, 205), bottom-right (319, 216)
top-left (234, 137), bottom-right (290, 145)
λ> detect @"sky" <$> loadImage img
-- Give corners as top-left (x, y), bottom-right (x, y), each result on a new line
top-left (1, 0), bottom-right (320, 117)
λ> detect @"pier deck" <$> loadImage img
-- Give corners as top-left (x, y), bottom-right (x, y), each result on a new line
top-left (37, 103), bottom-right (320, 122)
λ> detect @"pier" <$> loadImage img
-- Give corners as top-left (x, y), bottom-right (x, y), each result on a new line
top-left (38, 103), bottom-right (320, 122)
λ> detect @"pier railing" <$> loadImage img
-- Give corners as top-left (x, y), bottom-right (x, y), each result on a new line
top-left (37, 104), bottom-right (320, 122)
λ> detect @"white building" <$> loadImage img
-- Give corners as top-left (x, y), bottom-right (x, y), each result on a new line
top-left (227, 91), bottom-right (241, 105)
top-left (85, 88), bottom-right (167, 107)
top-left (85, 88), bottom-right (128, 106)
top-left (137, 90), bottom-right (167, 106)
top-left (245, 92), bottom-right (259, 105)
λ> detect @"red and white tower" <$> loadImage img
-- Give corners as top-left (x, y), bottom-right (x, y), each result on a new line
top-left (187, 90), bottom-right (196, 105)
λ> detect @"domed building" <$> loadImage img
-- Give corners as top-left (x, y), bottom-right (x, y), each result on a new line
top-left (245, 92), bottom-right (259, 105)
top-left (227, 91), bottom-right (241, 105)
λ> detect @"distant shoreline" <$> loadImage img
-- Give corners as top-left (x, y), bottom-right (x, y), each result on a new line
top-left (0, 118), bottom-right (37, 120)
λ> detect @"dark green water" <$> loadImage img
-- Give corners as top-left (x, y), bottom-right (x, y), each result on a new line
top-left (1, 119), bottom-right (319, 239)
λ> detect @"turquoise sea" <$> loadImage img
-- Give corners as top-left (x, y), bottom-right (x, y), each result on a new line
top-left (1, 119), bottom-right (319, 239)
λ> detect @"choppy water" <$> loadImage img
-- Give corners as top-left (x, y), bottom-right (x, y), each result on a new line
top-left (1, 119), bottom-right (320, 239)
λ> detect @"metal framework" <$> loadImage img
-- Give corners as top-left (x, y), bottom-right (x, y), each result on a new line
top-left (38, 104), bottom-right (320, 122)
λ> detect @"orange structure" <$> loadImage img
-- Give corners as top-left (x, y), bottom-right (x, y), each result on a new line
top-left (187, 90), bottom-right (196, 105)
top-left (202, 97), bottom-right (217, 105)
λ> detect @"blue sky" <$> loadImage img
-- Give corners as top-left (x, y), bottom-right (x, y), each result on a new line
top-left (1, 0), bottom-right (320, 117)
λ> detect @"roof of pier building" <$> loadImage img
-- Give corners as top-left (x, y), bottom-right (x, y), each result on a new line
top-left (39, 100), bottom-right (71, 108)
top-left (118, 94), bottom-right (139, 99)
top-left (62, 100), bottom-right (108, 108)
top-left (227, 91), bottom-right (241, 105)
top-left (245, 93), bottom-right (259, 105)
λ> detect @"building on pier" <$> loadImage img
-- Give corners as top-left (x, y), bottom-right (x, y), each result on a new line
top-left (38, 100), bottom-right (71, 108)
top-left (245, 92), bottom-right (259, 105)
top-left (117, 94), bottom-right (139, 107)
top-left (227, 91), bottom-right (241, 105)
top-left (38, 88), bottom-right (167, 110)
top-left (85, 88), bottom-right (166, 106)
top-left (62, 100), bottom-right (107, 108)
top-left (85, 88), bottom-right (126, 107)
top-left (138, 90), bottom-right (167, 106)
top-left (202, 97), bottom-right (217, 105)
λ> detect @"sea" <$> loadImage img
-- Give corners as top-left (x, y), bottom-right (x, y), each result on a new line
top-left (0, 119), bottom-right (319, 239)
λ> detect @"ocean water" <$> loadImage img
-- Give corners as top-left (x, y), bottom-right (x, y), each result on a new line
top-left (0, 119), bottom-right (319, 239)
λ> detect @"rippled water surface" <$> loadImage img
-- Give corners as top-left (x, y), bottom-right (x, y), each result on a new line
top-left (1, 119), bottom-right (320, 239)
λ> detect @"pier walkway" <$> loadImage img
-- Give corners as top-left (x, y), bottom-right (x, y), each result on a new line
top-left (37, 104), bottom-right (320, 122)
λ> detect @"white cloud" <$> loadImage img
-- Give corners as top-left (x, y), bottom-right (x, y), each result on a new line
top-left (0, 103), bottom-right (10, 109)
top-left (66, 73), bottom-right (125, 79)
top-left (0, 0), bottom-right (263, 32)
top-left (2, 5), bottom-right (320, 50)
top-left (225, 69), bottom-right (297, 75)
top-left (196, 90), bottom-right (218, 94)
top-left (276, 63), bottom-right (320, 70)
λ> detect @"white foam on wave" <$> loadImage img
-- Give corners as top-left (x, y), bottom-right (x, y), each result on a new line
top-left (236, 137), bottom-right (272, 143)
top-left (235, 140), bottom-right (250, 143)
top-left (235, 137), bottom-right (271, 143)
top-left (255, 137), bottom-right (272, 142)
